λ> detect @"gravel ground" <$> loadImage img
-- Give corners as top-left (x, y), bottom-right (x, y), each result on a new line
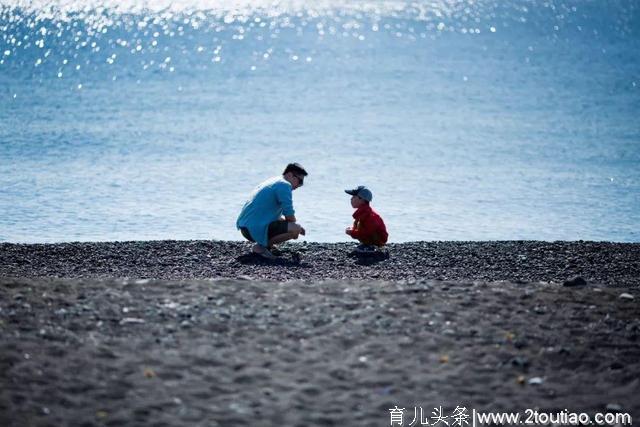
top-left (1, 240), bottom-right (639, 286)
top-left (1, 241), bottom-right (639, 426)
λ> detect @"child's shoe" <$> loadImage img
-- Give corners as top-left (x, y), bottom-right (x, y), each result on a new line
top-left (354, 244), bottom-right (377, 254)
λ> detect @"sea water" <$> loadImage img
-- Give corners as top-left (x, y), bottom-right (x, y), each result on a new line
top-left (1, 0), bottom-right (639, 243)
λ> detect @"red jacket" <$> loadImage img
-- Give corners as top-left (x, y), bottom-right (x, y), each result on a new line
top-left (349, 204), bottom-right (388, 246)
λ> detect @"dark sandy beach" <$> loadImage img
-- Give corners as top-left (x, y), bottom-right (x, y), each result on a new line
top-left (1, 241), bottom-right (639, 426)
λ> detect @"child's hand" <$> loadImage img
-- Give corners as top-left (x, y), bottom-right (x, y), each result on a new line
top-left (345, 227), bottom-right (352, 236)
top-left (299, 226), bottom-right (306, 236)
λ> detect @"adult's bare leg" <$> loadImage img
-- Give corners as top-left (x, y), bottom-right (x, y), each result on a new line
top-left (267, 223), bottom-right (303, 247)
top-left (268, 232), bottom-right (297, 247)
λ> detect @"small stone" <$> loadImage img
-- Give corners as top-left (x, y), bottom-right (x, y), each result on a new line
top-left (379, 386), bottom-right (393, 395)
top-left (619, 293), bottom-right (634, 300)
top-left (527, 377), bottom-right (544, 385)
top-left (229, 402), bottom-right (250, 415)
top-left (563, 276), bottom-right (587, 287)
top-left (606, 403), bottom-right (622, 412)
top-left (119, 317), bottom-right (145, 325)
top-left (516, 375), bottom-right (526, 385)
top-left (514, 339), bottom-right (528, 349)
top-left (510, 357), bottom-right (530, 369)
top-left (439, 355), bottom-right (449, 364)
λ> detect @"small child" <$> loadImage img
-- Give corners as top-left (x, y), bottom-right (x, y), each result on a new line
top-left (344, 185), bottom-right (388, 252)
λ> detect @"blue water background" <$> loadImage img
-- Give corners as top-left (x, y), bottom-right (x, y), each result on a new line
top-left (1, 0), bottom-right (639, 243)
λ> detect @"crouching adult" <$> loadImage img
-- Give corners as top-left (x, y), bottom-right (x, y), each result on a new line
top-left (236, 163), bottom-right (307, 259)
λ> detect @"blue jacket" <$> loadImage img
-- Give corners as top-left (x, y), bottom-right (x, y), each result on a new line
top-left (236, 176), bottom-right (294, 246)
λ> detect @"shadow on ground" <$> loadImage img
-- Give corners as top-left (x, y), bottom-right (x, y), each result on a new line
top-left (236, 251), bottom-right (305, 267)
top-left (348, 250), bottom-right (390, 266)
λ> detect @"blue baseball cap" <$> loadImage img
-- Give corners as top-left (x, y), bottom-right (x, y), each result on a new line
top-left (345, 185), bottom-right (373, 202)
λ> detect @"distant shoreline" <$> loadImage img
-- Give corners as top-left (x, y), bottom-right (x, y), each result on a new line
top-left (2, 240), bottom-right (638, 287)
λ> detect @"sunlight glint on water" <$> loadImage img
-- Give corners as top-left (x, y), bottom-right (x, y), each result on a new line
top-left (1, 0), bottom-right (639, 243)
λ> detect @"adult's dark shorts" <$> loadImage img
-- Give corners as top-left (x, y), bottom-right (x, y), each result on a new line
top-left (240, 220), bottom-right (290, 243)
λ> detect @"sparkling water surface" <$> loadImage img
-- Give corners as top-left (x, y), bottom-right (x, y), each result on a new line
top-left (1, 0), bottom-right (639, 243)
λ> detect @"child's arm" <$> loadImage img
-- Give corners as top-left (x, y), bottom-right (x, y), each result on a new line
top-left (350, 217), bottom-right (377, 240)
top-left (349, 224), bottom-right (364, 239)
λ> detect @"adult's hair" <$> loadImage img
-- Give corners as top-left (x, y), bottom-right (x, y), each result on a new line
top-left (283, 163), bottom-right (308, 177)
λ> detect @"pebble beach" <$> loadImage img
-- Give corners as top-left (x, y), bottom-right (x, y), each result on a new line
top-left (1, 240), bottom-right (639, 426)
